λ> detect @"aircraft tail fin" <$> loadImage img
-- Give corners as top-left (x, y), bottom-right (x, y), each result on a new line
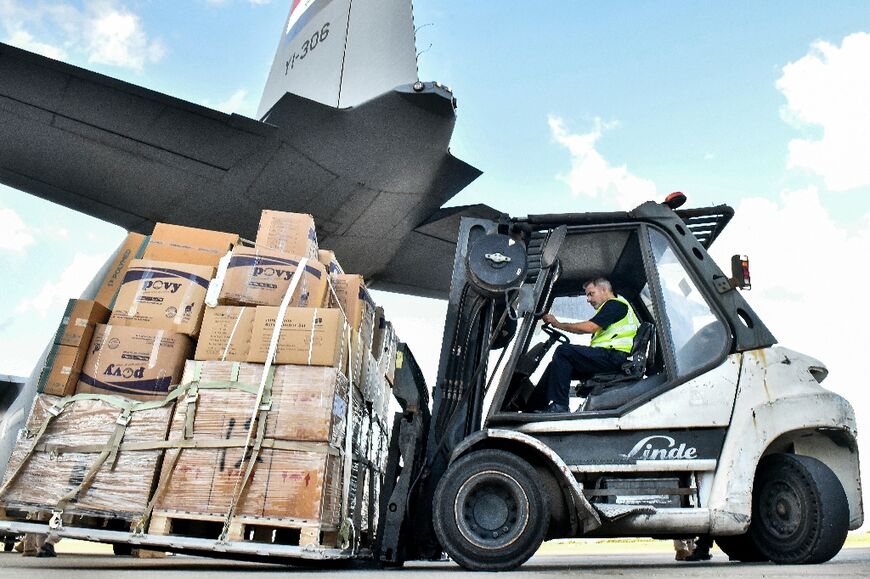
top-left (258, 0), bottom-right (419, 118)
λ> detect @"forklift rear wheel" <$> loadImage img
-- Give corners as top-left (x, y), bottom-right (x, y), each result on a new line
top-left (715, 533), bottom-right (767, 562)
top-left (749, 453), bottom-right (849, 564)
top-left (433, 449), bottom-right (549, 571)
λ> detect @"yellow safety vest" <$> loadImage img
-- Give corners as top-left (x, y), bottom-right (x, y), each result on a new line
top-left (590, 296), bottom-right (639, 353)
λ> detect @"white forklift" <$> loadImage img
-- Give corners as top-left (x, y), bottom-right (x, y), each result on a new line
top-left (375, 195), bottom-right (863, 570)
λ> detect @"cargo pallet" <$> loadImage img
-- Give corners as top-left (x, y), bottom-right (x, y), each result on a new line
top-left (0, 518), bottom-right (358, 561)
top-left (0, 503), bottom-right (354, 561)
top-left (148, 509), bottom-right (339, 549)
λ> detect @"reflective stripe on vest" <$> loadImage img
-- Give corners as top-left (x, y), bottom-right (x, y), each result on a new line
top-left (590, 296), bottom-right (639, 353)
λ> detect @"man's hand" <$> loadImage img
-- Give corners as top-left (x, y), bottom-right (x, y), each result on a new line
top-left (542, 313), bottom-right (601, 336)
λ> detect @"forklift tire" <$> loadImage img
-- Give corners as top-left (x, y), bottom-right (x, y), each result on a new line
top-left (433, 449), bottom-right (549, 571)
top-left (715, 533), bottom-right (767, 562)
top-left (748, 453), bottom-right (849, 564)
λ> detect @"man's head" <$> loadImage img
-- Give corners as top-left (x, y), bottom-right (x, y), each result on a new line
top-left (583, 278), bottom-right (614, 309)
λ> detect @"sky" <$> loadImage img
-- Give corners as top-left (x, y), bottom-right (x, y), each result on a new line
top-left (1, 0), bottom-right (869, 528)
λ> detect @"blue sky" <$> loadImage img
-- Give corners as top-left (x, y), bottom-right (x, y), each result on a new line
top-left (1, 0), bottom-right (869, 518)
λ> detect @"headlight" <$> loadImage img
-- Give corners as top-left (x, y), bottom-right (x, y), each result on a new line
top-left (808, 365), bottom-right (828, 384)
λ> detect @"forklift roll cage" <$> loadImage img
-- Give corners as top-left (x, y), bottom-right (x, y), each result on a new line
top-left (480, 201), bottom-right (776, 423)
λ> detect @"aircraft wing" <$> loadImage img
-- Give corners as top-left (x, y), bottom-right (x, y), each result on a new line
top-left (0, 42), bottom-right (484, 297)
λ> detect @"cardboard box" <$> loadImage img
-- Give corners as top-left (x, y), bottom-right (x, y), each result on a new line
top-left (248, 307), bottom-right (347, 369)
top-left (363, 351), bottom-right (384, 408)
top-left (354, 300), bottom-right (376, 389)
top-left (255, 210), bottom-right (318, 261)
top-left (318, 249), bottom-right (344, 277)
top-left (38, 344), bottom-right (87, 397)
top-left (329, 274), bottom-right (374, 331)
top-left (156, 447), bottom-right (340, 524)
top-left (109, 260), bottom-right (215, 337)
top-left (371, 306), bottom-right (387, 357)
top-left (385, 334), bottom-right (399, 385)
top-left (374, 319), bottom-right (396, 377)
top-left (329, 275), bottom-right (376, 388)
top-left (76, 324), bottom-right (192, 400)
top-left (194, 306), bottom-right (255, 361)
top-left (143, 223), bottom-right (238, 267)
top-left (179, 361), bottom-right (350, 447)
top-left (94, 232), bottom-right (149, 309)
top-left (156, 377), bottom-right (263, 515)
top-left (218, 246), bottom-right (327, 308)
top-left (157, 363), bottom-right (348, 524)
top-left (53, 299), bottom-right (111, 348)
top-left (0, 395), bottom-right (171, 518)
top-left (262, 449), bottom-right (341, 522)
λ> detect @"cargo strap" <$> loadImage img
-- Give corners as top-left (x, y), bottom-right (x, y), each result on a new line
top-left (220, 310), bottom-right (247, 362)
top-left (204, 250), bottom-right (232, 308)
top-left (324, 273), bottom-right (356, 551)
top-left (53, 408), bottom-right (132, 514)
top-left (217, 258), bottom-right (308, 543)
top-left (133, 367), bottom-right (276, 535)
top-left (33, 435), bottom-right (338, 455)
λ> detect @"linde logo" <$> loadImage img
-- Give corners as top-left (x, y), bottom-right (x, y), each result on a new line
top-left (621, 435), bottom-right (698, 460)
top-left (143, 280), bottom-right (182, 293)
top-left (104, 364), bottom-right (145, 379)
top-left (253, 266), bottom-right (297, 280)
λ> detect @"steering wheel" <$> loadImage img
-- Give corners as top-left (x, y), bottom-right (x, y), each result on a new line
top-left (541, 322), bottom-right (570, 344)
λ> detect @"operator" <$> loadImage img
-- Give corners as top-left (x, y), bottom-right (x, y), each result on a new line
top-left (527, 278), bottom-right (639, 413)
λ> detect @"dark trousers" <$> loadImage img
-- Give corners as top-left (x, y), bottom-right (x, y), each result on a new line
top-left (526, 344), bottom-right (627, 410)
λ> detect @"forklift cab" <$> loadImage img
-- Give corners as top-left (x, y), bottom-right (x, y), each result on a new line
top-left (488, 208), bottom-right (739, 421)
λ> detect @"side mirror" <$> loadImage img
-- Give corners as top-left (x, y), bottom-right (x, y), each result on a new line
top-left (730, 254), bottom-right (751, 290)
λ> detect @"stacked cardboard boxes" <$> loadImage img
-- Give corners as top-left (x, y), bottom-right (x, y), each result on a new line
top-left (38, 299), bottom-right (110, 396)
top-left (2, 209), bottom-right (398, 542)
top-left (73, 223), bottom-right (235, 401)
top-left (153, 361), bottom-right (348, 524)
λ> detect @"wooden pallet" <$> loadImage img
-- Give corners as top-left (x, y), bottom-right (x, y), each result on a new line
top-left (148, 510), bottom-right (340, 549)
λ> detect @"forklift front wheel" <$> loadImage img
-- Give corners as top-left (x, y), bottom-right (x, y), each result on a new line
top-left (433, 449), bottom-right (549, 571)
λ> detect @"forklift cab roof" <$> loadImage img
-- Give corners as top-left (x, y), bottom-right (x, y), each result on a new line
top-left (518, 204), bottom-right (735, 300)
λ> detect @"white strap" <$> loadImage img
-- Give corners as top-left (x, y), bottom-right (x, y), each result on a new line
top-left (225, 258), bottom-right (308, 523)
top-left (220, 308), bottom-right (246, 362)
top-left (205, 250), bottom-right (232, 308)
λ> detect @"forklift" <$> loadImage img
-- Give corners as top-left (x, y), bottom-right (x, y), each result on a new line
top-left (376, 195), bottom-right (863, 570)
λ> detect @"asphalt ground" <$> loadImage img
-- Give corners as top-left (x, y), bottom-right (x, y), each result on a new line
top-left (1, 544), bottom-right (869, 578)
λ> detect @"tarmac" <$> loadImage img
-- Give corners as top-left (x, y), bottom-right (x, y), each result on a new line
top-left (1, 544), bottom-right (868, 578)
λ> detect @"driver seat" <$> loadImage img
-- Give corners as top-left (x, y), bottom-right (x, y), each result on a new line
top-left (575, 322), bottom-right (656, 398)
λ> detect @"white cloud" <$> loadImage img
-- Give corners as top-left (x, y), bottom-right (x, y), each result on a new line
top-left (204, 88), bottom-right (257, 117)
top-left (0, 207), bottom-right (35, 253)
top-left (0, 0), bottom-right (165, 71)
top-left (777, 32), bottom-right (870, 191)
top-left (15, 252), bottom-right (110, 318)
top-left (6, 27), bottom-right (67, 60)
top-left (548, 115), bottom-right (657, 210)
top-left (85, 3), bottom-right (166, 70)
